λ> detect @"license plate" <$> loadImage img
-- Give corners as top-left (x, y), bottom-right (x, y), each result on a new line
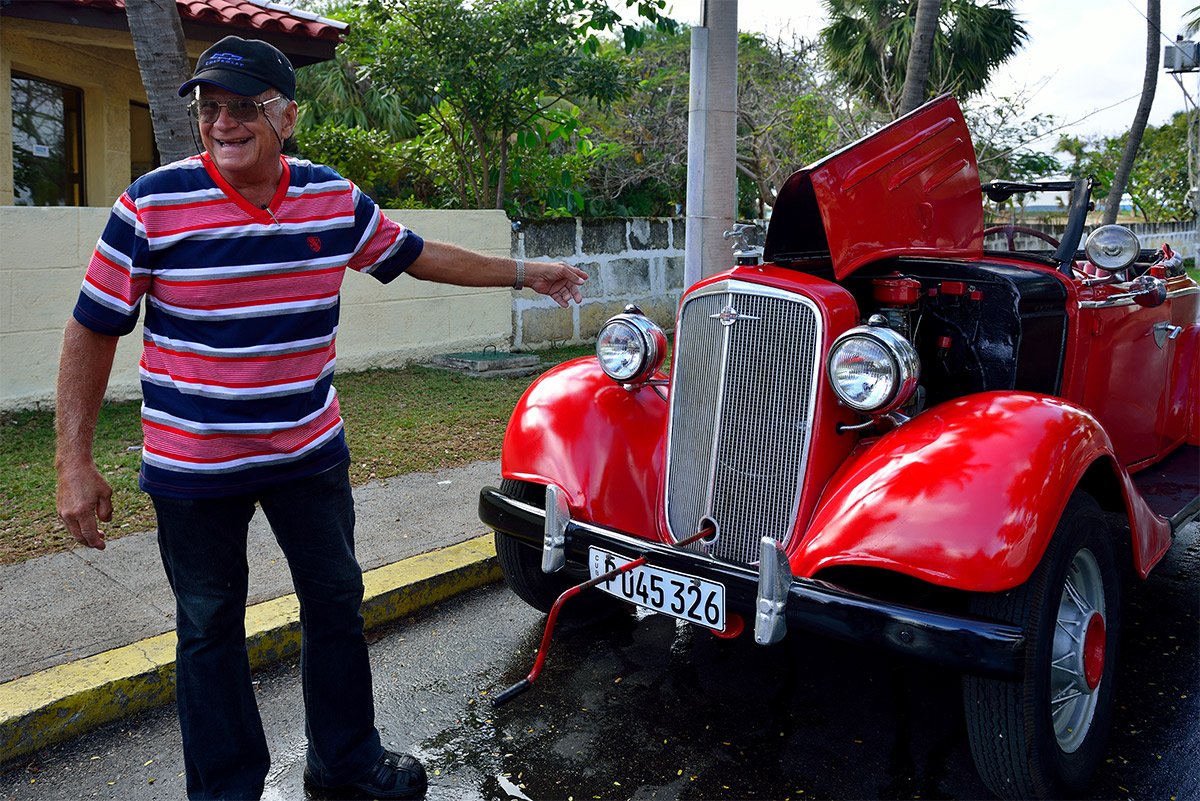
top-left (588, 547), bottom-right (726, 631)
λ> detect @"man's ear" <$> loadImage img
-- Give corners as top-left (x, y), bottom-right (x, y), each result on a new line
top-left (280, 100), bottom-right (299, 140)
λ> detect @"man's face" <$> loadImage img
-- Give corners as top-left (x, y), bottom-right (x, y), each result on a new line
top-left (197, 87), bottom-right (297, 185)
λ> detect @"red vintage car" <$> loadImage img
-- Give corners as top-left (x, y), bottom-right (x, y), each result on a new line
top-left (478, 96), bottom-right (1199, 799)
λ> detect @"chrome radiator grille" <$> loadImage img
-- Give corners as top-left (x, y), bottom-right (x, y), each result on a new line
top-left (665, 280), bottom-right (823, 565)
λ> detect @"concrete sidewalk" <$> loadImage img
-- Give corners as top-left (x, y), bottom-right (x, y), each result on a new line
top-left (0, 460), bottom-right (506, 766)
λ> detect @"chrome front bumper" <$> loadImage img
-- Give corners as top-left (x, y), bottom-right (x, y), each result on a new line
top-left (480, 485), bottom-right (1025, 680)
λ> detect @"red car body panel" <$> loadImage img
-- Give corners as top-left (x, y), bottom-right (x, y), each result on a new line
top-left (503, 365), bottom-right (1176, 591)
top-left (765, 95), bottom-right (984, 279)
top-left (797, 392), bottom-right (1170, 589)
top-left (1075, 276), bottom-right (1200, 464)
top-left (1182, 324), bottom-right (1200, 444)
top-left (502, 358), bottom-right (668, 539)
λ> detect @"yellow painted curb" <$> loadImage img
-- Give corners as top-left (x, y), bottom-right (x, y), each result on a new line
top-left (0, 534), bottom-right (500, 765)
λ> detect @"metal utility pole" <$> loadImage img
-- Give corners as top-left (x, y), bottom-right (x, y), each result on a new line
top-left (1163, 35), bottom-right (1199, 218)
top-left (685, 0), bottom-right (738, 285)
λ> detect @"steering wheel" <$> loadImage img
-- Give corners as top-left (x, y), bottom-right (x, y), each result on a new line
top-left (982, 224), bottom-right (1061, 250)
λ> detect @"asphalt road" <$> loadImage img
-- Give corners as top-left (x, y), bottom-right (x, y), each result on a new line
top-left (2, 523), bottom-right (1196, 801)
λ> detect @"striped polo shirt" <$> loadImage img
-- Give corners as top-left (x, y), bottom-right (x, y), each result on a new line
top-left (72, 153), bottom-right (424, 498)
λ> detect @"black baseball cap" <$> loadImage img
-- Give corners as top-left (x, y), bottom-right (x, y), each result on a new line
top-left (178, 36), bottom-right (296, 100)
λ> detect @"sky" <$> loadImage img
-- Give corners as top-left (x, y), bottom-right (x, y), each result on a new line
top-left (663, 0), bottom-right (1196, 142)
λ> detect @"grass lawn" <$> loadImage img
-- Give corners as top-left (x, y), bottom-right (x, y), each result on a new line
top-left (0, 346), bottom-right (593, 565)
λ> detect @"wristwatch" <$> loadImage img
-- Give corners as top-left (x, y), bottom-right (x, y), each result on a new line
top-left (512, 258), bottom-right (525, 290)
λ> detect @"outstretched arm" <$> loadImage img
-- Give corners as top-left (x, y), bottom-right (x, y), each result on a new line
top-left (55, 318), bottom-right (119, 551)
top-left (405, 241), bottom-right (588, 308)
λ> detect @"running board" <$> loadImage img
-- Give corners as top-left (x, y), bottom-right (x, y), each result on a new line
top-left (1132, 445), bottom-right (1200, 532)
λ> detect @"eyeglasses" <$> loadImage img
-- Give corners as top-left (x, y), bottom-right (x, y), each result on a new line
top-left (189, 96), bottom-right (285, 124)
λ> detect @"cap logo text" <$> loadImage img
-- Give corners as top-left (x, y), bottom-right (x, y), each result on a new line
top-left (205, 52), bottom-right (246, 68)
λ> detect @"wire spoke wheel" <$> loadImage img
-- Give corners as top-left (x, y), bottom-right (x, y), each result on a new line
top-left (963, 493), bottom-right (1120, 800)
top-left (1050, 548), bottom-right (1106, 753)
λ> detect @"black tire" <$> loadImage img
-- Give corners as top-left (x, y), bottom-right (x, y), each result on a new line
top-left (963, 493), bottom-right (1121, 800)
top-left (493, 479), bottom-right (577, 613)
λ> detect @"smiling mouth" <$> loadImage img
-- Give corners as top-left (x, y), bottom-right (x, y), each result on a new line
top-left (216, 137), bottom-right (252, 147)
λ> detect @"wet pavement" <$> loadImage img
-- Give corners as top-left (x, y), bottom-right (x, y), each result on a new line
top-left (1, 522), bottom-right (1195, 800)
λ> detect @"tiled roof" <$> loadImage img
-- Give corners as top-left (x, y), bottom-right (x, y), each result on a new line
top-left (3, 0), bottom-right (347, 63)
top-left (177, 0), bottom-right (346, 42)
top-left (72, 0), bottom-right (347, 41)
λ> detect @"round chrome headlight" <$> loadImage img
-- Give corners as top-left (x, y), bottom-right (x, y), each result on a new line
top-left (596, 312), bottom-right (667, 384)
top-left (827, 326), bottom-right (920, 414)
top-left (1084, 225), bottom-right (1140, 271)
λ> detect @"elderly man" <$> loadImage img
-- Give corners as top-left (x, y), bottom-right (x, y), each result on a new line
top-left (54, 36), bottom-right (586, 801)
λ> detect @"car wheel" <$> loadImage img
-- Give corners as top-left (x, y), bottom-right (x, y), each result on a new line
top-left (963, 492), bottom-right (1120, 800)
top-left (493, 479), bottom-right (577, 613)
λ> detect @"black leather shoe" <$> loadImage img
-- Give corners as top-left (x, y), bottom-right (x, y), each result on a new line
top-left (304, 751), bottom-right (428, 800)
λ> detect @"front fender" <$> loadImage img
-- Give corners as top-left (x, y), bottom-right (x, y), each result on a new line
top-left (797, 392), bottom-right (1136, 592)
top-left (501, 357), bottom-right (666, 539)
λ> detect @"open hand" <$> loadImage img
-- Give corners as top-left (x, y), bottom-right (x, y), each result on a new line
top-left (527, 262), bottom-right (589, 307)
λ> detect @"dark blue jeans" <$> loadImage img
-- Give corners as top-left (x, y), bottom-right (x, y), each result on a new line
top-left (152, 461), bottom-right (382, 800)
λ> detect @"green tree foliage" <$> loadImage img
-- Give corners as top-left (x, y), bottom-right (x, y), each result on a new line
top-left (819, 0), bottom-right (1028, 115)
top-left (295, 56), bottom-right (421, 141)
top-left (293, 123), bottom-right (408, 205)
top-left (290, 0), bottom-right (1060, 221)
top-left (964, 92), bottom-right (1061, 184)
top-left (291, 0), bottom-right (671, 214)
top-left (580, 27), bottom-right (847, 218)
top-left (344, 0), bottom-right (661, 210)
top-left (573, 26), bottom-right (689, 216)
top-left (291, 3), bottom-right (426, 198)
top-left (1057, 112), bottom-right (1191, 222)
top-left (292, 3), bottom-right (420, 139)
top-left (736, 32), bottom-right (844, 213)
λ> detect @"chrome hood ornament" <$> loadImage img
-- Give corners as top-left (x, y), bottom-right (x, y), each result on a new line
top-left (710, 304), bottom-right (760, 327)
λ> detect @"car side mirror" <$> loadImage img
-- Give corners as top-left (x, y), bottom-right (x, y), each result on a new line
top-left (1130, 274), bottom-right (1167, 308)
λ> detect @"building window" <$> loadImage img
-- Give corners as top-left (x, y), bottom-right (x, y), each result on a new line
top-left (11, 73), bottom-right (85, 206)
top-left (130, 102), bottom-right (160, 183)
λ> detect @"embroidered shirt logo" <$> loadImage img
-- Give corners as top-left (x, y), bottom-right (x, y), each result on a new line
top-left (307, 236), bottom-right (322, 253)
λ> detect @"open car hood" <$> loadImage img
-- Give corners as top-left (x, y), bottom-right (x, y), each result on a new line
top-left (763, 95), bottom-right (984, 280)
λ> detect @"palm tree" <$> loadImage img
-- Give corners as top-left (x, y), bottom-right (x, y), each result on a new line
top-left (898, 0), bottom-right (941, 114)
top-left (292, 3), bottom-right (422, 141)
top-left (124, 0), bottom-right (194, 162)
top-left (294, 58), bottom-right (421, 141)
top-left (1102, 0), bottom-right (1160, 224)
top-left (820, 0), bottom-right (1027, 116)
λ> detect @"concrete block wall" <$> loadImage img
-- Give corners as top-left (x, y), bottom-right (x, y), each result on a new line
top-left (513, 218), bottom-right (686, 350)
top-left (0, 208), bottom-right (515, 410)
top-left (1128, 221), bottom-right (1197, 262)
top-left (997, 220), bottom-right (1197, 262)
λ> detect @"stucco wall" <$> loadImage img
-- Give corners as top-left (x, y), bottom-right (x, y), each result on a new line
top-left (1, 19), bottom-right (151, 208)
top-left (0, 208), bottom-right (515, 410)
top-left (513, 217), bottom-right (686, 349)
